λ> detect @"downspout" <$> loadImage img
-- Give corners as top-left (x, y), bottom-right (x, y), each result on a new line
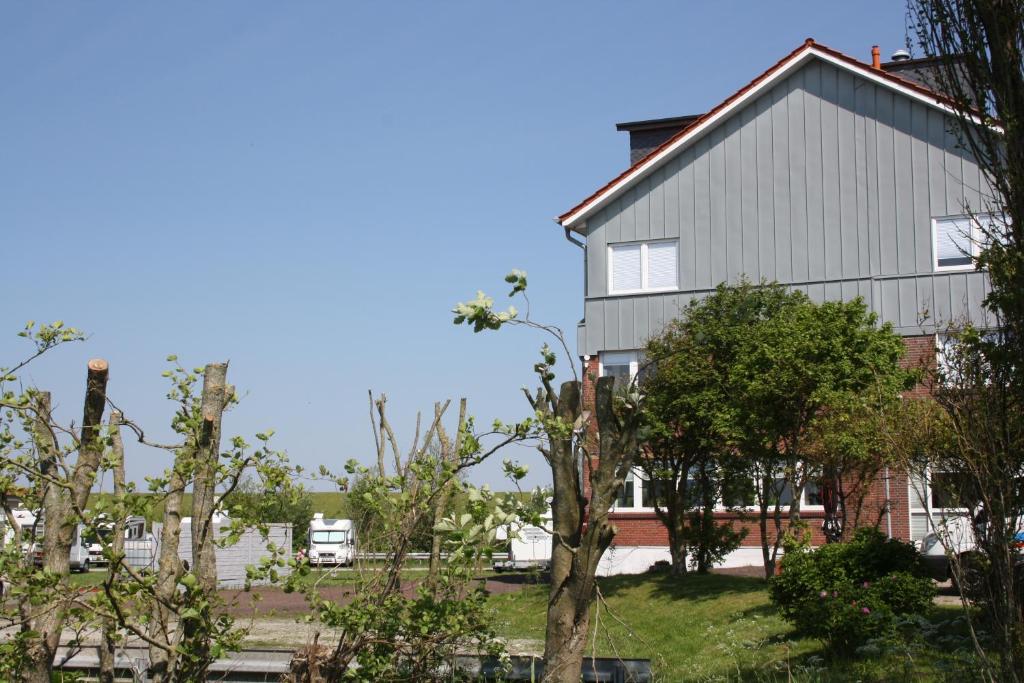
top-left (563, 226), bottom-right (584, 249)
top-left (884, 466), bottom-right (893, 539)
top-left (562, 222), bottom-right (588, 512)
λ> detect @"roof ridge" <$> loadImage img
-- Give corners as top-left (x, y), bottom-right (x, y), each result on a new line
top-left (557, 39), bottom-right (967, 228)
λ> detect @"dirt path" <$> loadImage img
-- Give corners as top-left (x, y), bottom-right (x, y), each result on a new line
top-left (220, 573), bottom-right (539, 617)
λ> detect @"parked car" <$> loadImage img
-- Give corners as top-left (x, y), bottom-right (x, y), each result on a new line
top-left (920, 514), bottom-right (1024, 583)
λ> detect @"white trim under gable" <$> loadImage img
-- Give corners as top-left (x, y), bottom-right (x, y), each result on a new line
top-left (558, 44), bottom-right (993, 231)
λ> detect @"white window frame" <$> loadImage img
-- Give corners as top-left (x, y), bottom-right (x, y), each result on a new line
top-left (932, 214), bottom-right (991, 272)
top-left (610, 466), bottom-right (823, 512)
top-left (909, 468), bottom-right (969, 517)
top-left (598, 350), bottom-right (640, 380)
top-left (607, 239), bottom-right (679, 294)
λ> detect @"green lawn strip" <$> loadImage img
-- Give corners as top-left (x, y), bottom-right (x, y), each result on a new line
top-left (486, 573), bottom-right (977, 682)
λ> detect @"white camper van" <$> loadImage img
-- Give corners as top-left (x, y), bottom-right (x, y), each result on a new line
top-left (494, 511), bottom-right (552, 572)
top-left (307, 514), bottom-right (355, 567)
top-left (31, 515), bottom-right (152, 572)
top-left (2, 508), bottom-right (36, 548)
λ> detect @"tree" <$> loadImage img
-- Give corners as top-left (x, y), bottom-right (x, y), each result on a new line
top-left (638, 282), bottom-right (913, 579)
top-left (223, 476), bottom-right (314, 552)
top-left (724, 285), bottom-right (913, 577)
top-left (23, 358), bottom-right (109, 683)
top-left (909, 0), bottom-right (1024, 381)
top-left (286, 393), bottom-right (524, 681)
top-left (639, 307), bottom-right (746, 575)
top-left (803, 395), bottom-right (901, 542)
top-left (921, 329), bottom-right (1023, 679)
top-left (907, 5), bottom-right (1024, 677)
top-left (0, 333), bottom-right (298, 683)
top-left (454, 271), bottom-right (644, 683)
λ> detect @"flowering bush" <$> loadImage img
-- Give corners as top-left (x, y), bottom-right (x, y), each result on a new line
top-left (769, 528), bottom-right (935, 654)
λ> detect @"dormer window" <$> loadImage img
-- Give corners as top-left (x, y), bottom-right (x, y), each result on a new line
top-left (608, 239), bottom-right (678, 294)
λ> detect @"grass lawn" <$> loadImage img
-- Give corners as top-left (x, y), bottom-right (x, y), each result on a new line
top-left (487, 572), bottom-right (972, 682)
top-left (66, 567), bottom-right (977, 681)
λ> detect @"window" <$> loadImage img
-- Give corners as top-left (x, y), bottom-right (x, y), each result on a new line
top-left (909, 470), bottom-right (969, 513)
top-left (804, 481), bottom-right (824, 507)
top-left (615, 471), bottom-right (635, 508)
top-left (610, 466), bottom-right (820, 511)
top-left (933, 214), bottom-right (1003, 271)
top-left (311, 530), bottom-right (348, 544)
top-left (599, 350), bottom-right (646, 390)
top-left (641, 476), bottom-right (670, 509)
top-left (608, 240), bottom-right (678, 293)
top-left (930, 472), bottom-right (967, 510)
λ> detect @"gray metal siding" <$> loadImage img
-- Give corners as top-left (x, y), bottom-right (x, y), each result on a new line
top-left (580, 57), bottom-right (994, 355)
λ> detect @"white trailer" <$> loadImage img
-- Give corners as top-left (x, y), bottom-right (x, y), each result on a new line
top-left (493, 512), bottom-right (552, 572)
top-left (307, 514), bottom-right (355, 567)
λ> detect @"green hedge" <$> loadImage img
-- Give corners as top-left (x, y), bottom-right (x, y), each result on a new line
top-left (769, 528), bottom-right (936, 655)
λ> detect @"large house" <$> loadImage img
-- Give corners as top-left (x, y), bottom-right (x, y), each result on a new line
top-left (557, 39), bottom-right (997, 575)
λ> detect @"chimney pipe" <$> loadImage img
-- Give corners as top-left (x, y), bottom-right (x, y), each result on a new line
top-left (871, 45), bottom-right (881, 69)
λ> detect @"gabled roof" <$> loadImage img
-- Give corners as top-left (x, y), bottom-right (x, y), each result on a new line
top-left (558, 39), bottom-right (986, 231)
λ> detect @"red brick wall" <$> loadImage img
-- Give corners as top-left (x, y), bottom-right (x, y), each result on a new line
top-left (902, 334), bottom-right (937, 398)
top-left (608, 509), bottom-right (832, 547)
top-left (580, 335), bottom-right (936, 549)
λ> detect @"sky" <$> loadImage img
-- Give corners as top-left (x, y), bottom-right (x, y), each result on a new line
top-left (1, 1), bottom-right (912, 493)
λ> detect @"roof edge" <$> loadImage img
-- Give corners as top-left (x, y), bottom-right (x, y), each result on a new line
top-left (558, 39), bottom-right (986, 229)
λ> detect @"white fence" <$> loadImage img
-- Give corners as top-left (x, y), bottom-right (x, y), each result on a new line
top-left (121, 522), bottom-right (292, 588)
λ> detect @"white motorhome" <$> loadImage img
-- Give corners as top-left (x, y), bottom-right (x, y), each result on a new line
top-left (2, 507), bottom-right (36, 548)
top-left (494, 510), bottom-right (552, 572)
top-left (31, 515), bottom-right (152, 572)
top-left (307, 514), bottom-right (355, 567)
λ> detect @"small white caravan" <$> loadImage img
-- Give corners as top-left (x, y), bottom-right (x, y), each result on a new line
top-left (494, 510), bottom-right (553, 572)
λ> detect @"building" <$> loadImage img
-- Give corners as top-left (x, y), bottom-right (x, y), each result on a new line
top-left (556, 39), bottom-right (996, 575)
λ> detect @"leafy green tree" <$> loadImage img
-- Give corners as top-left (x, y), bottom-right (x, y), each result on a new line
top-left (640, 308), bottom-right (746, 575)
top-left (640, 282), bottom-right (913, 579)
top-left (224, 476), bottom-right (314, 552)
top-left (724, 285), bottom-right (913, 577)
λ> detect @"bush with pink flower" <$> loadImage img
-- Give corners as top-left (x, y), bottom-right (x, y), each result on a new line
top-left (769, 528), bottom-right (936, 655)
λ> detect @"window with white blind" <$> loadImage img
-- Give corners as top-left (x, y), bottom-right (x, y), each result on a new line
top-left (608, 240), bottom-right (678, 293)
top-left (932, 214), bottom-right (1005, 271)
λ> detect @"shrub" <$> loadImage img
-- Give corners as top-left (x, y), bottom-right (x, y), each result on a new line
top-left (769, 528), bottom-right (936, 655)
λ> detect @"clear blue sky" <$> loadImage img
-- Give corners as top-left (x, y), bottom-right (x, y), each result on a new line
top-left (1, 2), bottom-right (910, 492)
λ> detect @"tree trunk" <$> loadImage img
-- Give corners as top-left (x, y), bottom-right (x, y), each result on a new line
top-left (99, 411), bottom-right (126, 683)
top-left (541, 377), bottom-right (639, 683)
top-left (757, 473), bottom-right (774, 579)
top-left (149, 457), bottom-right (188, 682)
top-left (543, 562), bottom-right (595, 682)
top-left (667, 531), bottom-right (688, 577)
top-left (192, 363), bottom-right (228, 591)
top-left (22, 359), bottom-right (109, 683)
top-left (182, 362), bottom-right (229, 681)
top-left (428, 399), bottom-right (465, 594)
